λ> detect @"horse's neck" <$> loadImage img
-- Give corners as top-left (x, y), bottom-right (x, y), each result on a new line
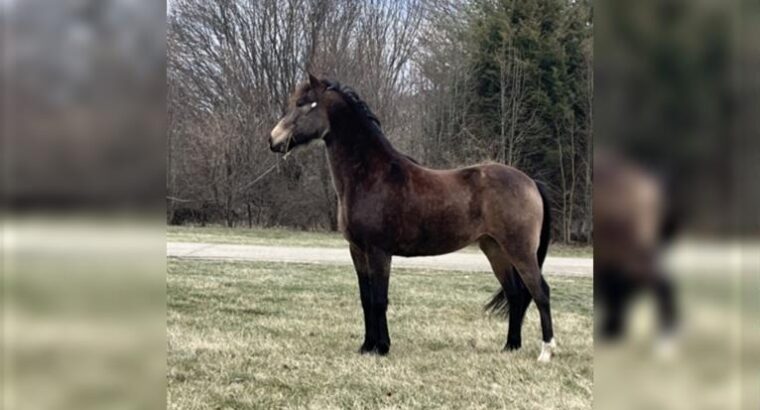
top-left (324, 127), bottom-right (398, 198)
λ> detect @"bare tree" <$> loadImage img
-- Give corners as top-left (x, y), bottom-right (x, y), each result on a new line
top-left (168, 0), bottom-right (423, 228)
top-left (497, 42), bottom-right (541, 167)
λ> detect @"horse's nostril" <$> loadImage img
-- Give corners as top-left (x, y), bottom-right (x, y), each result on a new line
top-left (269, 138), bottom-right (281, 153)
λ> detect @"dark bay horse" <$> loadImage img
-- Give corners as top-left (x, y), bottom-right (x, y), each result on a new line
top-left (269, 74), bottom-right (555, 362)
top-left (594, 150), bottom-right (678, 346)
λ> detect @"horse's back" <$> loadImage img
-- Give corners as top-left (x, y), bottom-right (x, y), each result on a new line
top-left (444, 162), bottom-right (539, 200)
top-left (408, 161), bottom-right (541, 218)
top-left (342, 159), bottom-right (542, 256)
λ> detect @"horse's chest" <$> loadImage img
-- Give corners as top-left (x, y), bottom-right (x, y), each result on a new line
top-left (338, 192), bottom-right (399, 244)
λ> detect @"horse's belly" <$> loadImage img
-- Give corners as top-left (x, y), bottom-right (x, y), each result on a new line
top-left (340, 188), bottom-right (481, 256)
top-left (393, 240), bottom-right (471, 257)
top-left (393, 216), bottom-right (479, 257)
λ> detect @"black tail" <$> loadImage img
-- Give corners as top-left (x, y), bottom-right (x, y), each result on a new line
top-left (485, 181), bottom-right (552, 317)
top-left (536, 181), bottom-right (552, 269)
top-left (484, 282), bottom-right (512, 317)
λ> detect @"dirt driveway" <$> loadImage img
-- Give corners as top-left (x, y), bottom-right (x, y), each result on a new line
top-left (167, 242), bottom-right (592, 277)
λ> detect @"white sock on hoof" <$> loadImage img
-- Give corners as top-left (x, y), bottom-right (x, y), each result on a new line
top-left (537, 338), bottom-right (555, 363)
top-left (654, 332), bottom-right (677, 361)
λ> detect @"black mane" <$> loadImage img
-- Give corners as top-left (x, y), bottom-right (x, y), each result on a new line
top-left (322, 79), bottom-right (421, 164)
top-left (324, 80), bottom-right (382, 134)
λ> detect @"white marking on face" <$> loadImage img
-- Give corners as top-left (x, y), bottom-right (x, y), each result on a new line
top-left (537, 338), bottom-right (556, 363)
top-left (270, 118), bottom-right (291, 146)
top-left (310, 102), bottom-right (317, 109)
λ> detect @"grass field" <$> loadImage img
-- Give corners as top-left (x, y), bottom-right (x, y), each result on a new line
top-left (167, 225), bottom-right (593, 258)
top-left (167, 258), bottom-right (593, 409)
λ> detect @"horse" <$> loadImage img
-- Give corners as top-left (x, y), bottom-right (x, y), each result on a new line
top-left (593, 150), bottom-right (678, 345)
top-left (269, 74), bottom-right (556, 362)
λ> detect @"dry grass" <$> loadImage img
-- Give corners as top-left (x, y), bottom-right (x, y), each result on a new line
top-left (167, 259), bottom-right (592, 409)
top-left (167, 225), bottom-right (347, 248)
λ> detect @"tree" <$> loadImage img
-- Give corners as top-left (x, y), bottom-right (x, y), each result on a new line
top-left (166, 0), bottom-right (593, 243)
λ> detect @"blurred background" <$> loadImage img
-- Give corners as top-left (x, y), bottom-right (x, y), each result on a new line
top-left (1, 0), bottom-right (166, 409)
top-left (594, 0), bottom-right (759, 409)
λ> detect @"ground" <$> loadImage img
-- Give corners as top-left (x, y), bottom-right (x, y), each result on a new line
top-left (166, 241), bottom-right (592, 277)
top-left (167, 225), bottom-right (593, 258)
top-left (167, 258), bottom-right (593, 409)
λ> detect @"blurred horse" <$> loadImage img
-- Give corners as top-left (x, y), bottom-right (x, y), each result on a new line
top-left (594, 150), bottom-right (678, 342)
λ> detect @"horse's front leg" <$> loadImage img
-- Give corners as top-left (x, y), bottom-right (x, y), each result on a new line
top-left (350, 245), bottom-right (376, 353)
top-left (368, 248), bottom-right (392, 355)
top-left (350, 245), bottom-right (392, 355)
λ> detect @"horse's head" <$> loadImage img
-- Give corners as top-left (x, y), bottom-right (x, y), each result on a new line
top-left (269, 73), bottom-right (330, 153)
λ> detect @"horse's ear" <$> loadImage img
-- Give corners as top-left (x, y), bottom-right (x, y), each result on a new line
top-left (308, 72), bottom-right (326, 95)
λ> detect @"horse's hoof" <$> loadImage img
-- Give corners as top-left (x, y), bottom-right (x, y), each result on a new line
top-left (504, 340), bottom-right (521, 351)
top-left (537, 338), bottom-right (555, 363)
top-left (359, 348), bottom-right (375, 355)
top-left (358, 341), bottom-right (376, 354)
top-left (375, 341), bottom-right (391, 356)
top-left (654, 333), bottom-right (677, 361)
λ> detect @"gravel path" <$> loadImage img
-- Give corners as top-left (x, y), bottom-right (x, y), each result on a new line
top-left (168, 242), bottom-right (592, 277)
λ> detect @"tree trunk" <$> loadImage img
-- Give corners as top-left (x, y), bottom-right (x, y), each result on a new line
top-left (225, 193), bottom-right (234, 228)
top-left (555, 125), bottom-right (568, 243)
top-left (568, 120), bottom-right (577, 244)
top-left (499, 53), bottom-right (507, 163)
top-left (247, 203), bottom-right (253, 228)
top-left (585, 54), bottom-right (594, 244)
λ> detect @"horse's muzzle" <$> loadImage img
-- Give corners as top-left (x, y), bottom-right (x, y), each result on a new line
top-left (269, 137), bottom-right (285, 153)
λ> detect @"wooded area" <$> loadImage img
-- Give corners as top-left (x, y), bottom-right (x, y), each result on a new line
top-left (167, 0), bottom-right (593, 244)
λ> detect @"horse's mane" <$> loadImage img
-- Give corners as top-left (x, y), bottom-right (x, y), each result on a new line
top-left (322, 79), bottom-right (421, 165)
top-left (323, 80), bottom-right (382, 134)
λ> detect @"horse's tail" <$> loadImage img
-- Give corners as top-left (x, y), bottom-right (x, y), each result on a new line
top-left (485, 180), bottom-right (552, 318)
top-left (536, 181), bottom-right (552, 269)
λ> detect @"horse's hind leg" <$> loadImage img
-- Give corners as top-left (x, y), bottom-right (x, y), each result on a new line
top-left (479, 237), bottom-right (532, 351)
top-left (595, 266), bottom-right (634, 340)
top-left (504, 243), bottom-right (555, 362)
top-left (653, 273), bottom-right (678, 358)
top-left (504, 268), bottom-right (532, 350)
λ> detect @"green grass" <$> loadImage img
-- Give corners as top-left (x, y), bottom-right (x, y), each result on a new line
top-left (167, 258), bottom-right (593, 409)
top-left (167, 225), bottom-right (593, 258)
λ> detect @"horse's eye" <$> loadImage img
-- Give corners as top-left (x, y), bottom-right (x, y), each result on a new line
top-left (298, 101), bottom-right (317, 110)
